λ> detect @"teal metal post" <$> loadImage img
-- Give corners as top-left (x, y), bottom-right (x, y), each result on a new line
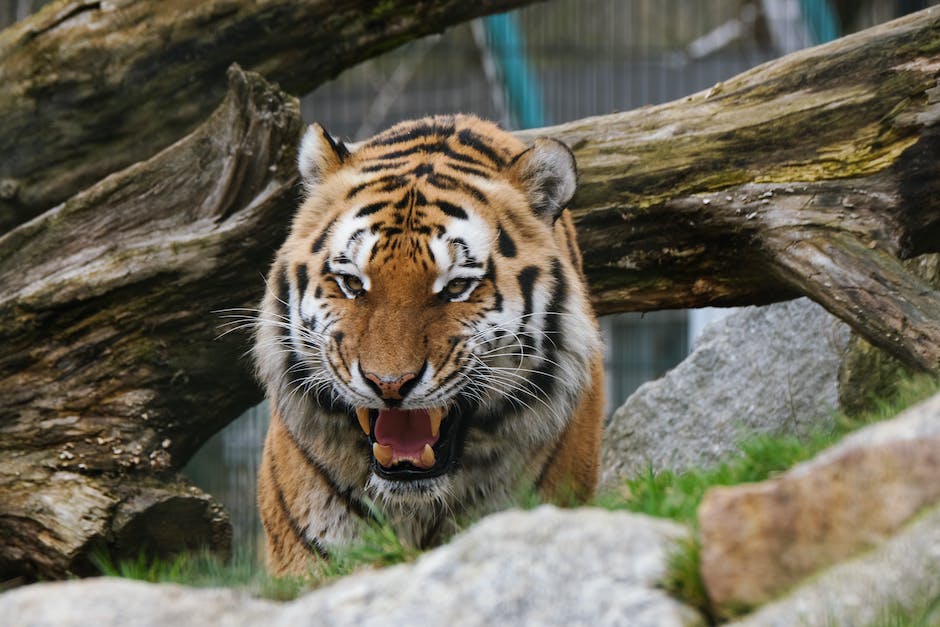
top-left (483, 12), bottom-right (548, 129)
top-left (799, 0), bottom-right (841, 43)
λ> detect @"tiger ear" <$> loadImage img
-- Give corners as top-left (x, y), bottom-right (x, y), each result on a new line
top-left (508, 137), bottom-right (577, 223)
top-left (298, 123), bottom-right (351, 191)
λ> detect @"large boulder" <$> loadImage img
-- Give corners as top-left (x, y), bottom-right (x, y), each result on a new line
top-left (0, 506), bottom-right (704, 627)
top-left (699, 390), bottom-right (940, 614)
top-left (601, 298), bottom-right (850, 487)
top-left (728, 502), bottom-right (940, 627)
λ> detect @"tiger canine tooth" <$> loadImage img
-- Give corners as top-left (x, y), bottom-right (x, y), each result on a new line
top-left (420, 443), bottom-right (436, 468)
top-left (373, 443), bottom-right (393, 467)
top-left (355, 408), bottom-right (371, 435)
top-left (428, 407), bottom-right (444, 438)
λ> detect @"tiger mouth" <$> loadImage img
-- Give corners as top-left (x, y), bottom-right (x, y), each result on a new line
top-left (354, 406), bottom-right (458, 481)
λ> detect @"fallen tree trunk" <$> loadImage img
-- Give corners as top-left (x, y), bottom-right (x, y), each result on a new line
top-left (2, 7), bottom-right (940, 581)
top-left (0, 65), bottom-right (298, 581)
top-left (524, 7), bottom-right (940, 368)
top-left (0, 0), bottom-right (538, 233)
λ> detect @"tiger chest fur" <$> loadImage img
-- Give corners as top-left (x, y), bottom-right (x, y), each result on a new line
top-left (253, 115), bottom-right (604, 575)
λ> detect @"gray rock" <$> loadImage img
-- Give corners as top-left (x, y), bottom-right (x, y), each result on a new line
top-left (0, 578), bottom-right (271, 627)
top-left (729, 502), bottom-right (940, 627)
top-left (280, 506), bottom-right (703, 627)
top-left (602, 298), bottom-right (850, 487)
top-left (0, 506), bottom-right (704, 627)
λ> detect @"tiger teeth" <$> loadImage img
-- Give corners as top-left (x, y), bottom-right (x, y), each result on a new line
top-left (355, 408), bottom-right (370, 435)
top-left (373, 442), bottom-right (393, 467)
top-left (420, 443), bottom-right (436, 468)
top-left (428, 407), bottom-right (444, 438)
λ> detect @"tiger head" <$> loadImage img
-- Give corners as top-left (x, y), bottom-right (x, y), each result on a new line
top-left (255, 115), bottom-right (599, 502)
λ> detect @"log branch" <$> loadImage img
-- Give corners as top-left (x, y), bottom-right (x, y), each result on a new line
top-left (767, 230), bottom-right (940, 369)
top-left (0, 0), bottom-right (539, 232)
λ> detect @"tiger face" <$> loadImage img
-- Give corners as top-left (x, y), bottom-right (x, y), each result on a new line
top-left (255, 115), bottom-right (603, 562)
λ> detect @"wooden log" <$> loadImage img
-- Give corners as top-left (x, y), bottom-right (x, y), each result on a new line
top-left (0, 65), bottom-right (300, 581)
top-left (0, 0), bottom-right (539, 233)
top-left (521, 8), bottom-right (940, 367)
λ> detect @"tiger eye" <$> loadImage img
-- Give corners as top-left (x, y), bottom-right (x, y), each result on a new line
top-left (341, 274), bottom-right (363, 294)
top-left (445, 278), bottom-right (470, 298)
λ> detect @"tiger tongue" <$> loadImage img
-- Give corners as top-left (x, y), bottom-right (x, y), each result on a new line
top-left (373, 408), bottom-right (439, 468)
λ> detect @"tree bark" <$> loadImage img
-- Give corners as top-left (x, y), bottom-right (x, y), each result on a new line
top-left (2, 6), bottom-right (940, 581)
top-left (0, 0), bottom-right (539, 233)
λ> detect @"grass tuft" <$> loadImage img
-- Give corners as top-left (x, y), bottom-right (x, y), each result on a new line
top-left (91, 500), bottom-right (419, 601)
top-left (91, 547), bottom-right (309, 601)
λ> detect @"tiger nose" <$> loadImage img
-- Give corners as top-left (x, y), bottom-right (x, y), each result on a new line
top-left (362, 370), bottom-right (418, 401)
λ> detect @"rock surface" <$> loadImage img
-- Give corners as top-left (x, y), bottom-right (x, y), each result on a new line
top-left (601, 298), bottom-right (850, 487)
top-left (699, 390), bottom-right (940, 613)
top-left (2, 579), bottom-right (271, 627)
top-left (729, 503), bottom-right (940, 627)
top-left (0, 506), bottom-right (705, 627)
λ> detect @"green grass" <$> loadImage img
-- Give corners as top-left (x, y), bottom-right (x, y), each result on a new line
top-left (92, 500), bottom-right (418, 601)
top-left (867, 590), bottom-right (940, 627)
top-left (91, 547), bottom-right (309, 601)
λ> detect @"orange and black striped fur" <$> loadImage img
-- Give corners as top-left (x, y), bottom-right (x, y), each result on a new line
top-left (253, 115), bottom-right (604, 575)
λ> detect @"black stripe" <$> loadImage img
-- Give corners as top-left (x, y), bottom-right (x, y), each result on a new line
top-left (295, 264), bottom-right (309, 299)
top-left (526, 360), bottom-right (557, 401)
top-left (437, 201), bottom-right (468, 220)
top-left (544, 259), bottom-right (567, 339)
top-left (534, 436), bottom-right (568, 494)
top-left (486, 257), bottom-right (503, 312)
top-left (281, 420), bottom-right (370, 520)
top-left (356, 202), bottom-right (386, 218)
top-left (274, 264), bottom-right (290, 319)
top-left (311, 219), bottom-right (335, 254)
top-left (517, 265), bottom-right (540, 321)
top-left (370, 143), bottom-right (489, 170)
top-left (442, 145), bottom-right (490, 168)
top-left (346, 174), bottom-right (406, 199)
top-left (268, 449), bottom-right (329, 559)
top-left (472, 401), bottom-right (513, 433)
top-left (366, 120), bottom-right (456, 147)
top-left (523, 260), bottom-right (566, 404)
top-left (322, 131), bottom-right (350, 164)
top-left (446, 162), bottom-right (492, 178)
top-left (426, 172), bottom-right (487, 204)
top-left (378, 176), bottom-right (409, 192)
top-left (412, 163), bottom-right (433, 177)
top-left (360, 161), bottom-right (407, 172)
top-left (497, 227), bottom-right (517, 258)
top-left (457, 128), bottom-right (505, 168)
top-left (437, 336), bottom-right (461, 374)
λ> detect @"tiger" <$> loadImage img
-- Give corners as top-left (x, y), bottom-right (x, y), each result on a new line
top-left (253, 114), bottom-right (605, 575)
